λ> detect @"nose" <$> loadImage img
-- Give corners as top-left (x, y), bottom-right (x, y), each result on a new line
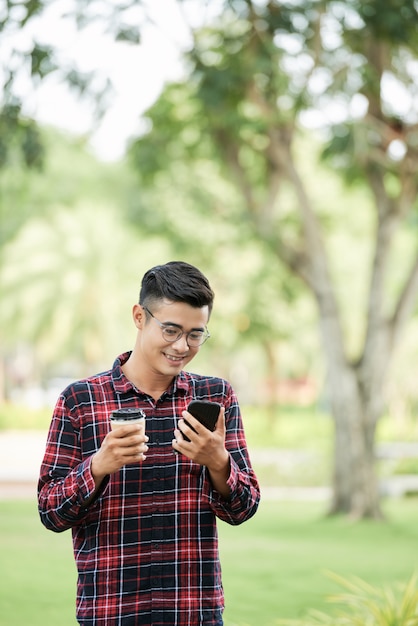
top-left (172, 333), bottom-right (189, 351)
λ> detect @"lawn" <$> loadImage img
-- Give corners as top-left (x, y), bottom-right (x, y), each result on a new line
top-left (1, 497), bottom-right (418, 626)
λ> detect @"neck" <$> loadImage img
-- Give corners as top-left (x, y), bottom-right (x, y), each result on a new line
top-left (122, 351), bottom-right (174, 402)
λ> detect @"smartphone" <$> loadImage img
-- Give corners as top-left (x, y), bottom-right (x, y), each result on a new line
top-left (182, 400), bottom-right (221, 442)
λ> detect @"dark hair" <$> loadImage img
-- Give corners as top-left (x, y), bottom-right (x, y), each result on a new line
top-left (139, 261), bottom-right (214, 315)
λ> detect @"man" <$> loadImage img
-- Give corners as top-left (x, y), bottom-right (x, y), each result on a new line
top-left (38, 261), bottom-right (260, 626)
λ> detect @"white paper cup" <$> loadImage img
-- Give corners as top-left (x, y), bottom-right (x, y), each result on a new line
top-left (110, 408), bottom-right (146, 432)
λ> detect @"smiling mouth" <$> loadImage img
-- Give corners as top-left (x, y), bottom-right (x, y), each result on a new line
top-left (164, 352), bottom-right (187, 362)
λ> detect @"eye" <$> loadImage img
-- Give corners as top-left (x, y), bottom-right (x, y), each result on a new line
top-left (188, 331), bottom-right (204, 341)
top-left (163, 326), bottom-right (180, 338)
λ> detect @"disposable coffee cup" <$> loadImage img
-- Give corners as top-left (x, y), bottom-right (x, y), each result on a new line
top-left (110, 408), bottom-right (146, 432)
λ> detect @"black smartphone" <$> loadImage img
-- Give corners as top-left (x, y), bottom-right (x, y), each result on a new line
top-left (182, 400), bottom-right (221, 442)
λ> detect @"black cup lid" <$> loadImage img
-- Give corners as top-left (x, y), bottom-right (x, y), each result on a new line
top-left (110, 408), bottom-right (146, 420)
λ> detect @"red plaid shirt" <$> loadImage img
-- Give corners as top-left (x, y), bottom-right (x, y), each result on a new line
top-left (38, 352), bottom-right (260, 626)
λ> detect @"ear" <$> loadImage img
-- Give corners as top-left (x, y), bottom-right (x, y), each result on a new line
top-left (133, 304), bottom-right (145, 330)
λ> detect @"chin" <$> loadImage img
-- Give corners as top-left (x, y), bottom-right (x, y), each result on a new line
top-left (157, 357), bottom-right (184, 374)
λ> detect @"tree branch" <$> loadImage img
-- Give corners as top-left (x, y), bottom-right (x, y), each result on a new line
top-left (390, 250), bottom-right (418, 348)
top-left (361, 168), bottom-right (401, 364)
top-left (213, 129), bottom-right (259, 213)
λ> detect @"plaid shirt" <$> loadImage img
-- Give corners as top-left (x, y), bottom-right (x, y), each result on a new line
top-left (38, 352), bottom-right (260, 626)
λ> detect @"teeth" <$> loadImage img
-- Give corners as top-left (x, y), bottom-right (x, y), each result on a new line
top-left (166, 354), bottom-right (183, 361)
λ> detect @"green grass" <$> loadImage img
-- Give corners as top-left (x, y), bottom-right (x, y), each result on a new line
top-left (1, 498), bottom-right (418, 626)
top-left (0, 499), bottom-right (76, 625)
top-left (220, 498), bottom-right (418, 625)
top-left (0, 404), bottom-right (52, 430)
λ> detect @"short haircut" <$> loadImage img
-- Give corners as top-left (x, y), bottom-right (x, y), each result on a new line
top-left (139, 261), bottom-right (215, 315)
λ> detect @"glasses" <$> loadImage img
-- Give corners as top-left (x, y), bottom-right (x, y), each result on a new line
top-left (142, 306), bottom-right (211, 347)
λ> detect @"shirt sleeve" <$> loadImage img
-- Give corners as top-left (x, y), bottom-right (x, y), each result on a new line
top-left (37, 394), bottom-right (109, 533)
top-left (200, 388), bottom-right (261, 525)
top-left (201, 453), bottom-right (260, 525)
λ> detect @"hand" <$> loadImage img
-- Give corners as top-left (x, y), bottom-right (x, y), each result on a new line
top-left (173, 407), bottom-right (230, 497)
top-left (91, 424), bottom-right (149, 486)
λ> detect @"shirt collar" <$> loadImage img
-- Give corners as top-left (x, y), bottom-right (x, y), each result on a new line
top-left (112, 352), bottom-right (134, 395)
top-left (112, 351), bottom-right (188, 397)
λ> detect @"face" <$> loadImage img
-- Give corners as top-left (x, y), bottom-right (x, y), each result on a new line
top-left (133, 300), bottom-right (210, 378)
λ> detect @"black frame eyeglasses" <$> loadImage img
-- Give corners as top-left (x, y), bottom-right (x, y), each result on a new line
top-left (142, 305), bottom-right (211, 347)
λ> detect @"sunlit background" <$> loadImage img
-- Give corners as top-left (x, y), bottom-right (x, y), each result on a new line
top-left (3, 0), bottom-right (418, 415)
top-left (3, 1), bottom-right (418, 623)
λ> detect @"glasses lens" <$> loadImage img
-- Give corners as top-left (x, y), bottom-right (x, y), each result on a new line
top-left (162, 326), bottom-right (182, 342)
top-left (160, 324), bottom-right (210, 346)
top-left (186, 331), bottom-right (205, 347)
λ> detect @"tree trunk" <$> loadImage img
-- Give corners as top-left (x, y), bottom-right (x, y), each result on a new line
top-left (269, 137), bottom-right (397, 519)
top-left (326, 360), bottom-right (383, 519)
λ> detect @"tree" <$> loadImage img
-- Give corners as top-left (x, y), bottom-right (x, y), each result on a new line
top-left (128, 0), bottom-right (418, 519)
top-left (4, 0), bottom-right (418, 518)
top-left (0, 125), bottom-right (175, 401)
top-left (0, 200), bottom-right (175, 387)
top-left (0, 0), bottom-right (144, 211)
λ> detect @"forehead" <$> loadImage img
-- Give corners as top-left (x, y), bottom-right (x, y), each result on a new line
top-left (153, 300), bottom-right (210, 327)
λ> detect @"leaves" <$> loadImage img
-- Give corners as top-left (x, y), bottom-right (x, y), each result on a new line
top-left (114, 24), bottom-right (141, 44)
top-left (277, 572), bottom-right (418, 625)
top-left (358, 0), bottom-right (418, 45)
top-left (0, 103), bottom-right (44, 169)
top-left (30, 43), bottom-right (57, 78)
top-left (0, 0), bottom-right (146, 174)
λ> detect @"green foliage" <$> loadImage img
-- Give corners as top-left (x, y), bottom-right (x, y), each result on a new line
top-left (0, 203), bottom-right (171, 371)
top-left (0, 103), bottom-right (44, 169)
top-left (0, 124), bottom-right (324, 398)
top-left (0, 0), bottom-right (146, 174)
top-left (277, 572), bottom-right (418, 626)
top-left (0, 127), bottom-right (177, 386)
top-left (0, 125), bottom-right (133, 247)
top-left (129, 82), bottom-right (205, 183)
top-left (125, 1), bottom-right (418, 518)
top-left (30, 43), bottom-right (57, 78)
top-left (4, 0), bottom-right (418, 518)
top-left (358, 0), bottom-right (418, 44)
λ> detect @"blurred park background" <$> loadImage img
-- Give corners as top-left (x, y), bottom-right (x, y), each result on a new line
top-left (2, 0), bottom-right (418, 624)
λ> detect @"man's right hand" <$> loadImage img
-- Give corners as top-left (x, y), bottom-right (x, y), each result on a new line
top-left (91, 425), bottom-right (149, 488)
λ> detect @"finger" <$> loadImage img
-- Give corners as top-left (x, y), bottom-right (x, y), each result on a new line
top-left (112, 423), bottom-right (145, 436)
top-left (108, 433), bottom-right (148, 456)
top-left (115, 430), bottom-right (149, 445)
top-left (120, 442), bottom-right (148, 460)
top-left (115, 436), bottom-right (145, 450)
top-left (175, 423), bottom-right (191, 444)
top-left (215, 407), bottom-right (225, 433)
top-left (179, 417), bottom-right (196, 436)
top-left (181, 413), bottom-right (200, 434)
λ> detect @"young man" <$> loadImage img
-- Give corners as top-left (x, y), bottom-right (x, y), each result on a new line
top-left (38, 261), bottom-right (260, 626)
